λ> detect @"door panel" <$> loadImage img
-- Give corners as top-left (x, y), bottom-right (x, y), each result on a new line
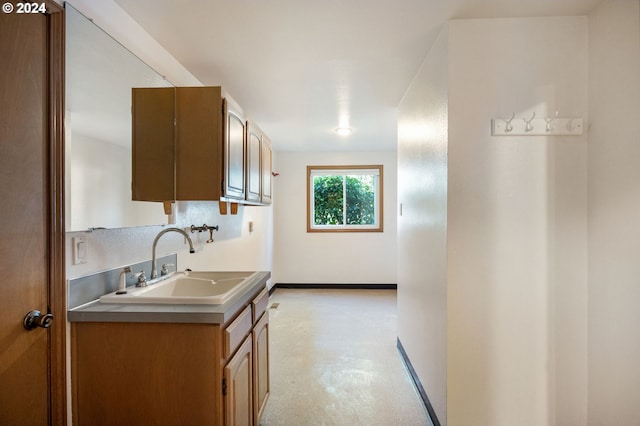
top-left (0, 3), bottom-right (65, 424)
top-left (246, 125), bottom-right (262, 202)
top-left (224, 100), bottom-right (246, 200)
top-left (260, 135), bottom-right (272, 204)
top-left (224, 336), bottom-right (253, 426)
top-left (253, 313), bottom-right (270, 424)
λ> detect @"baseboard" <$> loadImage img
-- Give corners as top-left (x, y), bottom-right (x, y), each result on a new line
top-left (396, 338), bottom-right (441, 426)
top-left (273, 283), bottom-right (397, 291)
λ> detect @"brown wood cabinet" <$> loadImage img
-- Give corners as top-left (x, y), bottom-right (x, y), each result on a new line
top-left (71, 285), bottom-right (270, 426)
top-left (133, 86), bottom-right (225, 202)
top-left (245, 122), bottom-right (273, 205)
top-left (132, 86), bottom-right (273, 207)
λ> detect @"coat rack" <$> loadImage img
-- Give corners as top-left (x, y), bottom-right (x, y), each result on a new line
top-left (491, 112), bottom-right (583, 136)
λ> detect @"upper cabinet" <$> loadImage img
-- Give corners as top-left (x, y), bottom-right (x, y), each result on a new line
top-left (132, 86), bottom-right (272, 208)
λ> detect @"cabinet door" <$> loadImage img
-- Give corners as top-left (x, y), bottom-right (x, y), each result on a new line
top-left (132, 87), bottom-right (176, 202)
top-left (253, 312), bottom-right (270, 425)
top-left (133, 86), bottom-right (225, 203)
top-left (224, 99), bottom-right (246, 200)
top-left (246, 123), bottom-right (262, 203)
top-left (260, 135), bottom-right (273, 204)
top-left (175, 86), bottom-right (223, 201)
top-left (224, 335), bottom-right (253, 426)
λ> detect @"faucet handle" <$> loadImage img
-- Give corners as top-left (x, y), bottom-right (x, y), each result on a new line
top-left (161, 263), bottom-right (175, 276)
top-left (131, 270), bottom-right (147, 287)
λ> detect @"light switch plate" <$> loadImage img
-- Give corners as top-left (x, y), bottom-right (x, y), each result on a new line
top-left (72, 236), bottom-right (88, 265)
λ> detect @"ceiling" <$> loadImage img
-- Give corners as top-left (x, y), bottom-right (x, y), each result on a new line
top-left (113, 0), bottom-right (600, 152)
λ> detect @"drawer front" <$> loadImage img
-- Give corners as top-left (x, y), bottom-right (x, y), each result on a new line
top-left (224, 305), bottom-right (252, 359)
top-left (252, 286), bottom-right (269, 324)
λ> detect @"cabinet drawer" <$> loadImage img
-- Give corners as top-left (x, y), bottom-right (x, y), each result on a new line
top-left (224, 305), bottom-right (252, 359)
top-left (252, 286), bottom-right (269, 324)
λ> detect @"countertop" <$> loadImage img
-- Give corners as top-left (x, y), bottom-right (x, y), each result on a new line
top-left (68, 271), bottom-right (270, 325)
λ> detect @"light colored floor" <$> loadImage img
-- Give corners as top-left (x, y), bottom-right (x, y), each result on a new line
top-left (260, 288), bottom-right (431, 426)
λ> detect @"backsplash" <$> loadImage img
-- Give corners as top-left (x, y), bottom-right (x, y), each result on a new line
top-left (65, 200), bottom-right (274, 290)
top-left (68, 253), bottom-right (176, 309)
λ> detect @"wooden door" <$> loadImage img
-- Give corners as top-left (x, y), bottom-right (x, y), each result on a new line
top-left (246, 122), bottom-right (262, 203)
top-left (175, 86), bottom-right (224, 201)
top-left (224, 335), bottom-right (253, 426)
top-left (131, 87), bottom-right (176, 202)
top-left (223, 99), bottom-right (246, 200)
top-left (0, 2), bottom-right (66, 424)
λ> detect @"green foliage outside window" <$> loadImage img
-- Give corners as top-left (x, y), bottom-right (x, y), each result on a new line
top-left (313, 175), bottom-right (375, 226)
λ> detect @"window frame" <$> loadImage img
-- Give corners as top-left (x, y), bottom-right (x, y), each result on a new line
top-left (306, 164), bottom-right (384, 233)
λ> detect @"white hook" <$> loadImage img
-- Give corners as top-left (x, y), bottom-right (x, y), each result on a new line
top-left (504, 112), bottom-right (515, 133)
top-left (523, 112), bottom-right (536, 132)
top-left (544, 112), bottom-right (558, 132)
top-left (566, 111), bottom-right (581, 132)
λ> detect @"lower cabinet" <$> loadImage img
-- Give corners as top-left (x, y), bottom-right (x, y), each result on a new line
top-left (224, 335), bottom-right (253, 425)
top-left (221, 286), bottom-right (269, 425)
top-left (71, 285), bottom-right (269, 426)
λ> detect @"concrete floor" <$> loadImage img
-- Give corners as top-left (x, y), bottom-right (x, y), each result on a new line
top-left (260, 288), bottom-right (431, 426)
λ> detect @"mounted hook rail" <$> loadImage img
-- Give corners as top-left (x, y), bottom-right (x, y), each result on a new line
top-left (492, 111), bottom-right (583, 136)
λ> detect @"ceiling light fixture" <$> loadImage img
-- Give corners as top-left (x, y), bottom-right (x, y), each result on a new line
top-left (335, 127), bottom-right (352, 136)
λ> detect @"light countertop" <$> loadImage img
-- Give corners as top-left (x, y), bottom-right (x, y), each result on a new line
top-left (68, 271), bottom-right (270, 325)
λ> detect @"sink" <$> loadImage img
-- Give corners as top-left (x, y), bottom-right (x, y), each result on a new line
top-left (182, 271), bottom-right (255, 281)
top-left (136, 277), bottom-right (247, 298)
top-left (99, 271), bottom-right (258, 305)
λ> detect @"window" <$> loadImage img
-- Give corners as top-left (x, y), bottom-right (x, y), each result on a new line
top-left (307, 165), bottom-right (383, 232)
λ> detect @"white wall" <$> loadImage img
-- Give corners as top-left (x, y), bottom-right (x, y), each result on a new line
top-left (448, 16), bottom-right (588, 426)
top-left (397, 27), bottom-right (449, 424)
top-left (587, 1), bottom-right (640, 425)
top-left (272, 151), bottom-right (397, 285)
top-left (398, 16), bottom-right (589, 426)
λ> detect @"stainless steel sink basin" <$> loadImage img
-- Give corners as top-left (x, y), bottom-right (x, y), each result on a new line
top-left (99, 271), bottom-right (258, 305)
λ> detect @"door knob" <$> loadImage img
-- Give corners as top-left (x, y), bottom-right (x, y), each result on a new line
top-left (23, 310), bottom-right (54, 330)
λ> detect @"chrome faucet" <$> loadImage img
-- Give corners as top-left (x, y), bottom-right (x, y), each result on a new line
top-left (151, 227), bottom-right (195, 279)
